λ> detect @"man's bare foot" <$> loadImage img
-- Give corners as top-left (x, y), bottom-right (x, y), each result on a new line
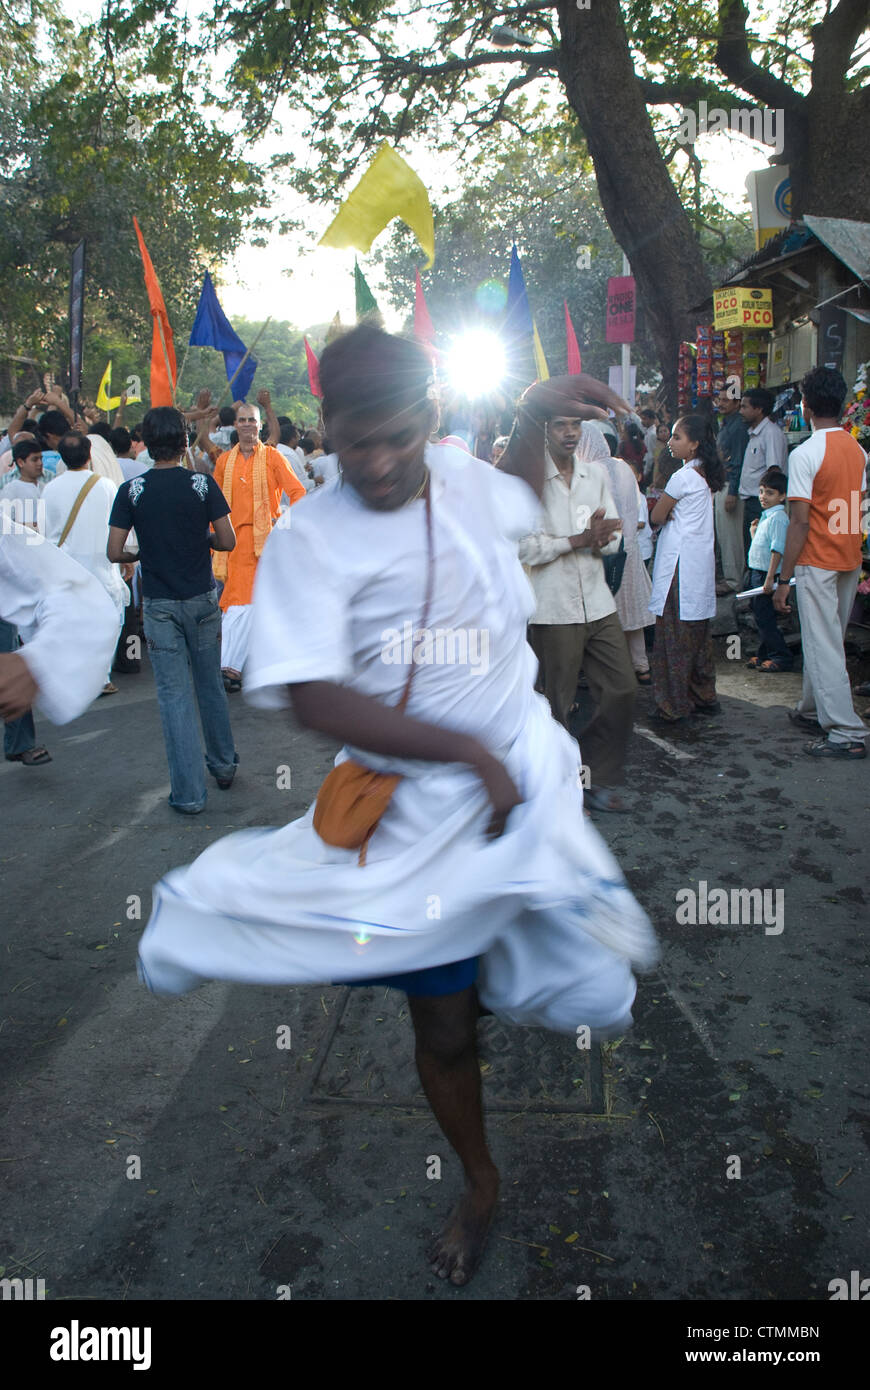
top-left (428, 1173), bottom-right (499, 1286)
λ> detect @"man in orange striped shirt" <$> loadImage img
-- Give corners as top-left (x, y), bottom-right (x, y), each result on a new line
top-left (775, 367), bottom-right (868, 758)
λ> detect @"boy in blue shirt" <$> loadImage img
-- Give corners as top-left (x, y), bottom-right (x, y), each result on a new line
top-left (746, 467), bottom-right (792, 672)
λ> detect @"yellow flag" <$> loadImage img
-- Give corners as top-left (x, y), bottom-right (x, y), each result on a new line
top-left (532, 322), bottom-right (550, 382)
top-left (95, 361), bottom-right (120, 411)
top-left (319, 142), bottom-right (435, 268)
top-left (95, 360), bottom-right (141, 411)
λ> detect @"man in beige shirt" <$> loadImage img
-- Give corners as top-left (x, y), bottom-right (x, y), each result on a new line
top-left (520, 415), bottom-right (636, 811)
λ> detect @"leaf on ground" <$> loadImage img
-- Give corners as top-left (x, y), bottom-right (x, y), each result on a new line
top-left (564, 1232), bottom-right (579, 1244)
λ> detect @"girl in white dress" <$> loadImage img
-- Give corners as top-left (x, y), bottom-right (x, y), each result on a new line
top-left (648, 415), bottom-right (725, 721)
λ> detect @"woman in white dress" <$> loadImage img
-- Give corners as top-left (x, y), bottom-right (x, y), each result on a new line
top-left (648, 415), bottom-right (725, 721)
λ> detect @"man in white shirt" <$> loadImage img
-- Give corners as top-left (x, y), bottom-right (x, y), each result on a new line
top-left (42, 432), bottom-right (128, 693)
top-left (276, 419), bottom-right (314, 493)
top-left (0, 439), bottom-right (46, 530)
top-left (640, 407), bottom-right (658, 478)
top-left (739, 389), bottom-right (788, 562)
top-left (520, 416), bottom-right (637, 811)
top-left (137, 326), bottom-right (656, 1287)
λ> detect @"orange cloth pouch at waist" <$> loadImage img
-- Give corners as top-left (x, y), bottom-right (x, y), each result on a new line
top-left (312, 480), bottom-right (434, 867)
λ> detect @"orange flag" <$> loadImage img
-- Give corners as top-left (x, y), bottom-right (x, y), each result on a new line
top-left (133, 217), bottom-right (177, 406)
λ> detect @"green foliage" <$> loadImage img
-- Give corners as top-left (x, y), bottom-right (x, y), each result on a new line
top-left (0, 6), bottom-right (267, 409)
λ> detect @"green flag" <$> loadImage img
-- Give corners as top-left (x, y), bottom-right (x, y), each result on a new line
top-left (354, 260), bottom-right (381, 321)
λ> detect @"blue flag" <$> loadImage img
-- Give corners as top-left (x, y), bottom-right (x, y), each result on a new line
top-left (506, 244), bottom-right (534, 339)
top-left (189, 272), bottom-right (257, 400)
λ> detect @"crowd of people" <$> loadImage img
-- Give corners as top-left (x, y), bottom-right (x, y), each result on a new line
top-left (1, 360), bottom-right (867, 791)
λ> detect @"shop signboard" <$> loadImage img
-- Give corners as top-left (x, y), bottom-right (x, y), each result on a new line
top-left (714, 287), bottom-right (773, 330)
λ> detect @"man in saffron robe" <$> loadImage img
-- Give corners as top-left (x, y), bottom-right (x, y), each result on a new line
top-left (211, 396), bottom-right (306, 689)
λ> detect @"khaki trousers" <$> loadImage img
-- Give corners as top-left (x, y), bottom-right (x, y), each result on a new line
top-left (714, 490), bottom-right (745, 591)
top-left (529, 614), bottom-right (636, 787)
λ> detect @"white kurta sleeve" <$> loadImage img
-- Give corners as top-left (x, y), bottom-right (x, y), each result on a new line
top-left (517, 529), bottom-right (573, 567)
top-left (245, 517), bottom-right (353, 708)
top-left (0, 527), bottom-right (119, 723)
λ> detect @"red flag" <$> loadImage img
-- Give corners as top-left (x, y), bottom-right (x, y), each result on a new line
top-left (414, 268), bottom-right (434, 344)
top-left (564, 301), bottom-right (582, 374)
top-left (132, 217), bottom-right (177, 406)
top-left (304, 337), bottom-right (322, 398)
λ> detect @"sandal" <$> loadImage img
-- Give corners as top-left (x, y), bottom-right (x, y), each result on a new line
top-left (635, 671), bottom-right (652, 685)
top-left (746, 657), bottom-right (760, 669)
top-left (758, 660), bottom-right (792, 673)
top-left (6, 746), bottom-right (52, 765)
top-left (804, 738), bottom-right (866, 760)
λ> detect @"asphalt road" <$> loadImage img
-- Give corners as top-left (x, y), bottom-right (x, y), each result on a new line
top-left (1, 639), bottom-right (868, 1302)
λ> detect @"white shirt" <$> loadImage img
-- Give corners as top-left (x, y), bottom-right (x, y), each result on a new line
top-left (637, 487), bottom-right (653, 562)
top-left (246, 443), bottom-right (540, 766)
top-left (276, 443), bottom-right (314, 493)
top-left (314, 453), bottom-right (340, 485)
top-left (649, 462), bottom-right (716, 620)
top-left (120, 456), bottom-right (151, 482)
top-left (0, 523), bottom-right (119, 722)
top-left (739, 415), bottom-right (788, 498)
top-left (518, 425), bottom-right (621, 626)
top-left (42, 469), bottom-right (128, 618)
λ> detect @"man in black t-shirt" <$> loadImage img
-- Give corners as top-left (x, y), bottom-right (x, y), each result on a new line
top-left (108, 407), bottom-right (239, 814)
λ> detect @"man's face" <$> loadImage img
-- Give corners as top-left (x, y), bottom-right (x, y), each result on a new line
top-left (18, 451), bottom-right (43, 483)
top-left (548, 415), bottom-right (584, 463)
top-left (641, 413), bottom-right (656, 430)
top-left (740, 397), bottom-right (763, 426)
top-left (328, 404), bottom-right (431, 511)
top-left (716, 393), bottom-right (738, 415)
top-left (235, 405), bottom-right (260, 449)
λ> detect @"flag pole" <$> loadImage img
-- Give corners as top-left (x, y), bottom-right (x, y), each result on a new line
top-left (174, 341), bottom-right (192, 403)
top-left (215, 317), bottom-right (271, 409)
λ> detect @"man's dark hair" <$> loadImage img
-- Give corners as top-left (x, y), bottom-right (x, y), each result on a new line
top-left (109, 426), bottom-right (132, 456)
top-left (89, 421), bottom-right (113, 441)
top-left (278, 418), bottom-right (298, 446)
top-left (130, 423), bottom-right (144, 442)
top-left (141, 406), bottom-right (187, 462)
top-left (21, 418), bottom-right (39, 433)
top-left (800, 366), bottom-right (847, 420)
top-left (299, 436), bottom-right (316, 455)
top-left (219, 405), bottom-right (236, 427)
top-left (640, 408), bottom-right (657, 421)
top-left (760, 467), bottom-right (787, 494)
top-left (58, 432), bottom-right (91, 470)
top-left (12, 438), bottom-right (42, 463)
top-left (319, 323), bottom-right (434, 422)
top-left (38, 409), bottom-right (70, 440)
top-left (743, 387), bottom-right (775, 416)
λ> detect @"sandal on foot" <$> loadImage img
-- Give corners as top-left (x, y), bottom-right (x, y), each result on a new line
top-left (804, 738), bottom-right (866, 759)
top-left (635, 671), bottom-right (652, 685)
top-left (758, 660), bottom-right (792, 673)
top-left (788, 709), bottom-right (821, 731)
top-left (6, 746), bottom-right (52, 765)
top-left (745, 657), bottom-right (760, 669)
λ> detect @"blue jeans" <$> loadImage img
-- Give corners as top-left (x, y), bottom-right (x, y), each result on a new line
top-left (0, 617), bottom-right (36, 757)
top-left (143, 590), bottom-right (238, 812)
top-left (749, 569), bottom-right (793, 668)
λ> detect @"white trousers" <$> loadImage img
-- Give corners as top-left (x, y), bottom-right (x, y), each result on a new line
top-left (714, 491), bottom-right (745, 590)
top-left (221, 604), bottom-right (252, 674)
top-left (795, 564), bottom-right (867, 744)
top-left (625, 628), bottom-right (649, 674)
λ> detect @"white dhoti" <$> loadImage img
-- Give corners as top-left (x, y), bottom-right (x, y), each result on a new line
top-left (220, 604), bottom-right (253, 672)
top-left (138, 693), bottom-right (656, 1033)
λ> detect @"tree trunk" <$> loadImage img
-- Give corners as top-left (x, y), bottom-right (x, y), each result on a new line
top-left (556, 0), bottom-right (712, 409)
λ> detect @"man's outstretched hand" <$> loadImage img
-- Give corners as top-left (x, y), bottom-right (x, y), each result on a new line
top-left (520, 373), bottom-right (632, 424)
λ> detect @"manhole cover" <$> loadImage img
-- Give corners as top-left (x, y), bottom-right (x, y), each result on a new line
top-left (304, 987), bottom-right (604, 1113)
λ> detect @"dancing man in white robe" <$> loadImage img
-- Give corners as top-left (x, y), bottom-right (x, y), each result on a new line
top-left (138, 325), bottom-right (657, 1287)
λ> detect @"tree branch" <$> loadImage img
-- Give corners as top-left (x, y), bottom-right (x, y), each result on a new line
top-left (715, 0), bottom-right (807, 111)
